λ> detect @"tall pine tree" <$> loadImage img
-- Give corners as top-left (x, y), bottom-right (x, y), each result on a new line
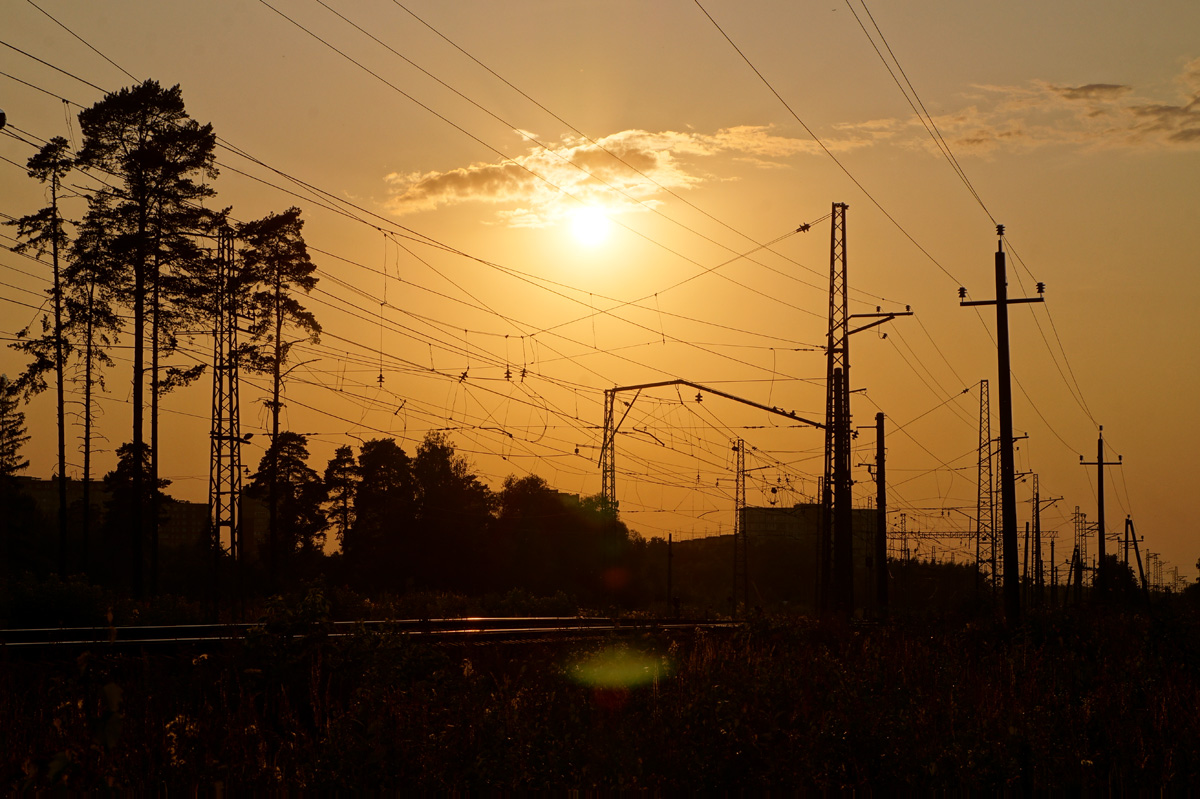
top-left (74, 80), bottom-right (217, 597)
top-left (237, 207), bottom-right (320, 589)
top-left (6, 137), bottom-right (74, 574)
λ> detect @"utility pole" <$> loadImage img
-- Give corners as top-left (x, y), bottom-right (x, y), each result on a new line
top-left (1126, 516), bottom-right (1149, 596)
top-left (732, 438), bottom-right (748, 618)
top-left (1050, 539), bottom-right (1056, 607)
top-left (1080, 426), bottom-right (1121, 597)
top-left (875, 412), bottom-right (888, 612)
top-left (667, 533), bottom-right (674, 616)
top-left (209, 227), bottom-right (243, 619)
top-left (959, 225), bottom-right (1044, 623)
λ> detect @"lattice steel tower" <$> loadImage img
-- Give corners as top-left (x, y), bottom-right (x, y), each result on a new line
top-left (821, 202), bottom-right (853, 612)
top-left (976, 379), bottom-right (996, 591)
top-left (209, 227), bottom-right (243, 564)
top-left (600, 388), bottom-right (616, 519)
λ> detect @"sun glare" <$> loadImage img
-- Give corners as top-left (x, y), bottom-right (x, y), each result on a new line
top-left (570, 207), bottom-right (612, 247)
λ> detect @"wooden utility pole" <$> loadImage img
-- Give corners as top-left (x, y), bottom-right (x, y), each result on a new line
top-left (959, 225), bottom-right (1043, 623)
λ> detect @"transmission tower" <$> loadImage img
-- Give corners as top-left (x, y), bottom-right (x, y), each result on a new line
top-left (819, 202), bottom-right (909, 612)
top-left (209, 227), bottom-right (243, 576)
top-left (1072, 506), bottom-right (1088, 601)
top-left (975, 379), bottom-right (995, 593)
top-left (600, 389), bottom-right (617, 519)
top-left (821, 202), bottom-right (852, 612)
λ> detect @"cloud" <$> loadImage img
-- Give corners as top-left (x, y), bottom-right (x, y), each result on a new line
top-left (929, 59), bottom-right (1200, 153)
top-left (1050, 83), bottom-right (1132, 102)
top-left (383, 125), bottom-right (863, 225)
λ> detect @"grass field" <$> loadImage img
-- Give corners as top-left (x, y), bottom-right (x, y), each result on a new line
top-left (5, 591), bottom-right (1199, 790)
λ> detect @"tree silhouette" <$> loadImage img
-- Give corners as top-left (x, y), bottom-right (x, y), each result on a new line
top-left (347, 438), bottom-right (414, 590)
top-left (248, 432), bottom-right (328, 583)
top-left (323, 445), bottom-right (359, 551)
top-left (411, 432), bottom-right (494, 590)
top-left (100, 442), bottom-right (170, 591)
top-left (0, 375), bottom-right (30, 480)
top-left (75, 80), bottom-right (217, 597)
top-left (494, 475), bottom-right (635, 602)
top-left (0, 375), bottom-right (42, 577)
top-left (63, 193), bottom-right (123, 572)
top-left (237, 207), bottom-right (320, 590)
top-left (6, 136), bottom-right (73, 575)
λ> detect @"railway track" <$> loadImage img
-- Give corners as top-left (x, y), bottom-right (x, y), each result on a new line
top-left (0, 616), bottom-right (738, 651)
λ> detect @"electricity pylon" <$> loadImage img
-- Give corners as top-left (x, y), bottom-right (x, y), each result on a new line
top-left (976, 379), bottom-right (995, 593)
top-left (821, 202), bottom-right (910, 612)
top-left (209, 227), bottom-right (243, 595)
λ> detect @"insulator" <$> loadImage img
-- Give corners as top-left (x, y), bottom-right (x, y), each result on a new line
top-left (958, 287), bottom-right (967, 299)
top-left (996, 224), bottom-right (1005, 236)
top-left (1036, 281), bottom-right (1045, 294)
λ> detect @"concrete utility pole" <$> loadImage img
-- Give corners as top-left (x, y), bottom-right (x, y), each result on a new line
top-left (1080, 426), bottom-right (1121, 596)
top-left (732, 438), bottom-right (748, 618)
top-left (1126, 516), bottom-right (1149, 595)
top-left (959, 225), bottom-right (1043, 624)
top-left (875, 412), bottom-right (888, 611)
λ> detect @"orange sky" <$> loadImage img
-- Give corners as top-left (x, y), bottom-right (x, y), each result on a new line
top-left (2, 1), bottom-right (1198, 582)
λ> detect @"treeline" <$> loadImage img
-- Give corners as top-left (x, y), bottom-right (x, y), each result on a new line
top-left (0, 78), bottom-right (391, 598)
top-left (248, 429), bottom-right (660, 605)
top-left (1, 425), bottom-right (667, 609)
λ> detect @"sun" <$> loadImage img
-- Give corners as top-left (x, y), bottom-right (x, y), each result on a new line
top-left (569, 207), bottom-right (612, 247)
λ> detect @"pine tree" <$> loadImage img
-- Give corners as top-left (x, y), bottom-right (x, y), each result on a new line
top-left (348, 438), bottom-right (413, 590)
top-left (248, 432), bottom-right (328, 581)
top-left (237, 207), bottom-right (320, 589)
top-left (0, 375), bottom-right (32, 577)
top-left (0, 375), bottom-right (30, 480)
top-left (64, 194), bottom-right (123, 573)
top-left (323, 445), bottom-right (359, 550)
top-left (74, 80), bottom-right (217, 597)
top-left (6, 136), bottom-right (73, 575)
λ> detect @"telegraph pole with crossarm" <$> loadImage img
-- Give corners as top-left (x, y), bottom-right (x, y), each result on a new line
top-left (1080, 426), bottom-right (1121, 597)
top-left (959, 225), bottom-right (1044, 624)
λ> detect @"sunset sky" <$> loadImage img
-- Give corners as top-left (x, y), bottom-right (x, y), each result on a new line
top-left (3, 1), bottom-right (1198, 581)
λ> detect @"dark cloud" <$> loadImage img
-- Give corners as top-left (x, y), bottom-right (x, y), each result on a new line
top-left (1051, 83), bottom-right (1132, 102)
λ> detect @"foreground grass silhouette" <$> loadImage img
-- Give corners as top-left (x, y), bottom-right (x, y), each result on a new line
top-left (5, 596), bottom-right (1200, 790)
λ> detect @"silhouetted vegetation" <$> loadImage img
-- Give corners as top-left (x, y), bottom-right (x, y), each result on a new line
top-left (5, 589), bottom-right (1200, 790)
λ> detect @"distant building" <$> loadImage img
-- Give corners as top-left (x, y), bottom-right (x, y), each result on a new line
top-left (13, 475), bottom-right (210, 552)
top-left (742, 502), bottom-right (882, 611)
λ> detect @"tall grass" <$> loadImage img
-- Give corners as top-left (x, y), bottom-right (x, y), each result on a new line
top-left (5, 600), bottom-right (1199, 790)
